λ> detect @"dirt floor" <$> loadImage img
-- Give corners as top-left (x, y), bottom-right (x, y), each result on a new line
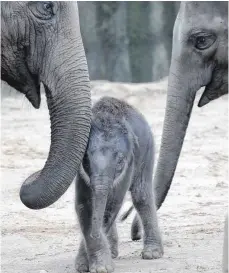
top-left (1, 78), bottom-right (228, 273)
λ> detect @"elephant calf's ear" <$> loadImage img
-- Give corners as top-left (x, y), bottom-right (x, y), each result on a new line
top-left (122, 118), bottom-right (139, 153)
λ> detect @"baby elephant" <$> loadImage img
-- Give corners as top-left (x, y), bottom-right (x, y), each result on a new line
top-left (75, 97), bottom-right (163, 273)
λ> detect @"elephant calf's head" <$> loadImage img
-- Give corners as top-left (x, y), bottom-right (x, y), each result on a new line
top-left (1, 2), bottom-right (91, 209)
top-left (80, 115), bottom-right (136, 187)
top-left (79, 113), bottom-right (137, 239)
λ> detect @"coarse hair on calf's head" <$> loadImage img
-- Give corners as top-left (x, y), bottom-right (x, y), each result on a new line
top-left (79, 112), bottom-right (139, 187)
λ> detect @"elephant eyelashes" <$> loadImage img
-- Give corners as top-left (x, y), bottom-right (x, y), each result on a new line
top-left (29, 1), bottom-right (55, 20)
top-left (43, 2), bottom-right (54, 13)
top-left (194, 34), bottom-right (216, 50)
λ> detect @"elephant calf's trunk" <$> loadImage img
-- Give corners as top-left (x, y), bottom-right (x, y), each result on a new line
top-left (90, 182), bottom-right (109, 239)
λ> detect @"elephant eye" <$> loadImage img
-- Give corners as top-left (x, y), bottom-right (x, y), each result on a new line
top-left (194, 34), bottom-right (216, 50)
top-left (29, 1), bottom-right (56, 20)
top-left (116, 155), bottom-right (125, 171)
top-left (43, 2), bottom-right (54, 13)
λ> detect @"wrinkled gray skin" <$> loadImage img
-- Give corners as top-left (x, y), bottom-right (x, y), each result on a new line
top-left (75, 97), bottom-right (163, 273)
top-left (120, 204), bottom-right (142, 241)
top-left (153, 3), bottom-right (228, 272)
top-left (1, 2), bottom-right (91, 209)
top-left (122, 1), bottom-right (228, 243)
top-left (154, 1), bottom-right (228, 209)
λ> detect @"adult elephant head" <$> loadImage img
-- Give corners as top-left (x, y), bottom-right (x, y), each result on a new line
top-left (1, 2), bottom-right (91, 209)
top-left (154, 2), bottom-right (228, 209)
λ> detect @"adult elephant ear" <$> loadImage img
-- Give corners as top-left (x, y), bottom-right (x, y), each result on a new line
top-left (1, 2), bottom-right (92, 209)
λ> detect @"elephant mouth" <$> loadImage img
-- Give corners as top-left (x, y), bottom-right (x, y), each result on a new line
top-left (198, 86), bottom-right (212, 107)
top-left (1, 68), bottom-right (41, 109)
top-left (198, 82), bottom-right (228, 108)
top-left (198, 67), bottom-right (228, 108)
top-left (24, 72), bottom-right (41, 109)
top-left (25, 83), bottom-right (41, 109)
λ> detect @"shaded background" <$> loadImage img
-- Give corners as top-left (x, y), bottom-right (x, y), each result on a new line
top-left (78, 1), bottom-right (180, 83)
top-left (1, 1), bottom-right (180, 97)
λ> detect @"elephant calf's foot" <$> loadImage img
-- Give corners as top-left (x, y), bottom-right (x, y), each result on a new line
top-left (108, 224), bottom-right (119, 259)
top-left (108, 235), bottom-right (119, 258)
top-left (131, 230), bottom-right (142, 241)
top-left (110, 247), bottom-right (118, 259)
top-left (89, 251), bottom-right (114, 273)
top-left (142, 244), bottom-right (164, 260)
top-left (131, 214), bottom-right (142, 241)
top-left (75, 252), bottom-right (89, 273)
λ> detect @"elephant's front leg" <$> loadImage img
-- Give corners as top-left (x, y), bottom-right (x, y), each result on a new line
top-left (85, 230), bottom-right (114, 273)
top-left (75, 178), bottom-right (114, 273)
top-left (75, 178), bottom-right (91, 273)
top-left (107, 222), bottom-right (119, 259)
top-left (75, 239), bottom-right (89, 273)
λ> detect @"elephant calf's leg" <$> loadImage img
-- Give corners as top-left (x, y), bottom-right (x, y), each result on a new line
top-left (131, 213), bottom-right (142, 241)
top-left (85, 231), bottom-right (114, 273)
top-left (107, 222), bottom-right (119, 258)
top-left (75, 240), bottom-right (89, 273)
top-left (75, 180), bottom-right (91, 273)
top-left (131, 177), bottom-right (163, 260)
top-left (75, 179), bottom-right (113, 273)
top-left (76, 202), bottom-right (114, 273)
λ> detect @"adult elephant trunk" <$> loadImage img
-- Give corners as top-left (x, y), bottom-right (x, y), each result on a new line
top-left (20, 4), bottom-right (91, 210)
top-left (154, 70), bottom-right (197, 209)
top-left (153, 3), bottom-right (217, 209)
top-left (20, 70), bottom-right (91, 210)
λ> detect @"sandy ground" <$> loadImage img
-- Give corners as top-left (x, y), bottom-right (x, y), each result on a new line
top-left (1, 78), bottom-right (228, 273)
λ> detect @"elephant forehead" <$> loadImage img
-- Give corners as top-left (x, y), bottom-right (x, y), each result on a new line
top-left (180, 2), bottom-right (227, 29)
top-left (182, 2), bottom-right (227, 17)
top-left (174, 1), bottom-right (227, 50)
top-left (92, 153), bottom-right (109, 169)
top-left (89, 138), bottom-right (128, 155)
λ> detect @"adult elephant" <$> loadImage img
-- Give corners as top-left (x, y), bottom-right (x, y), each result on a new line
top-left (153, 3), bottom-right (228, 271)
top-left (1, 2), bottom-right (91, 210)
top-left (154, 1), bottom-right (228, 209)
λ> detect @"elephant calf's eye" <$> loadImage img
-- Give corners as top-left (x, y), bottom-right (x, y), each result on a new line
top-left (194, 34), bottom-right (216, 50)
top-left (116, 156), bottom-right (125, 172)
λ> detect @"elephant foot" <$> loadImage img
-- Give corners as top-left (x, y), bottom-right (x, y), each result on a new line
top-left (75, 261), bottom-right (89, 273)
top-left (109, 235), bottom-right (119, 259)
top-left (131, 230), bottom-right (142, 241)
top-left (75, 249), bottom-right (89, 273)
top-left (131, 214), bottom-right (142, 241)
top-left (89, 251), bottom-right (114, 273)
top-left (108, 224), bottom-right (119, 259)
top-left (111, 247), bottom-right (118, 259)
top-left (141, 244), bottom-right (164, 260)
